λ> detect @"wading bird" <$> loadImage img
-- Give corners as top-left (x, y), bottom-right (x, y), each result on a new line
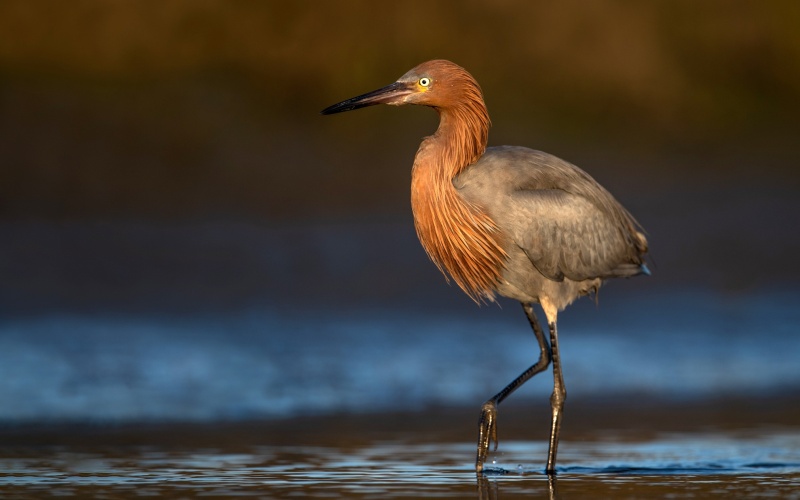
top-left (321, 60), bottom-right (649, 475)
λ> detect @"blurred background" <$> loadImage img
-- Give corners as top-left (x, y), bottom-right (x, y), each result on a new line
top-left (0, 1), bottom-right (798, 423)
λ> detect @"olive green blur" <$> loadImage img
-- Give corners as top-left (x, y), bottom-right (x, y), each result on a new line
top-left (1, 1), bottom-right (798, 220)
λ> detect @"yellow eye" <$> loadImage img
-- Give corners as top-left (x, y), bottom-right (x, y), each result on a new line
top-left (419, 77), bottom-right (431, 87)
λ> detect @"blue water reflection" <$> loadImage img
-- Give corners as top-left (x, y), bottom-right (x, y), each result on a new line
top-left (1, 288), bottom-right (799, 422)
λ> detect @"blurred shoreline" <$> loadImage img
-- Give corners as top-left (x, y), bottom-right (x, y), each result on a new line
top-left (3, 394), bottom-right (799, 449)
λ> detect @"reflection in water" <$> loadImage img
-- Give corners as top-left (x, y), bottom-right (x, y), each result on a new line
top-left (478, 474), bottom-right (557, 500)
top-left (1, 433), bottom-right (799, 498)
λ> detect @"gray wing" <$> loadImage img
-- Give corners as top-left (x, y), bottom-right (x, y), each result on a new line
top-left (509, 189), bottom-right (645, 281)
top-left (456, 146), bottom-right (648, 282)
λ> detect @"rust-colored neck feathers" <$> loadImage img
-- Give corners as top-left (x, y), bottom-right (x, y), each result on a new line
top-left (410, 65), bottom-right (506, 302)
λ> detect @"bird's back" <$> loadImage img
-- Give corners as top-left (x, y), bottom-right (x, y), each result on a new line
top-left (454, 146), bottom-right (648, 309)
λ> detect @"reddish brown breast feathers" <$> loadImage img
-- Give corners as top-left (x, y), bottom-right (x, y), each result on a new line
top-left (411, 157), bottom-right (506, 302)
top-left (409, 79), bottom-right (507, 302)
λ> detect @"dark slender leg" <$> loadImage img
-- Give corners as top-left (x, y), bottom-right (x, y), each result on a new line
top-left (476, 302), bottom-right (552, 473)
top-left (545, 320), bottom-right (566, 475)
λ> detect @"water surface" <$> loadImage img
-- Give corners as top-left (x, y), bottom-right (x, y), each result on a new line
top-left (2, 426), bottom-right (799, 499)
top-left (2, 223), bottom-right (799, 497)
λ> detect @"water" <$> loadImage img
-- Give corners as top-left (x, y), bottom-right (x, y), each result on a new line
top-left (1, 429), bottom-right (799, 498)
top-left (1, 221), bottom-right (799, 497)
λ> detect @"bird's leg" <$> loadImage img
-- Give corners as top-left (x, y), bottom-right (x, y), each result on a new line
top-left (476, 401), bottom-right (498, 473)
top-left (476, 302), bottom-right (551, 473)
top-left (545, 319), bottom-right (566, 475)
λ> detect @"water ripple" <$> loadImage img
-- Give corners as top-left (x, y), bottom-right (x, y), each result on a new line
top-left (1, 432), bottom-right (799, 498)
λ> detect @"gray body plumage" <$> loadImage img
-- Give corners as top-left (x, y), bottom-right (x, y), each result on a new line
top-left (455, 145), bottom-right (648, 311)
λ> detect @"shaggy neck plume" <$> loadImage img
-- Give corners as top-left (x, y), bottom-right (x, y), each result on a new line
top-left (410, 76), bottom-right (506, 302)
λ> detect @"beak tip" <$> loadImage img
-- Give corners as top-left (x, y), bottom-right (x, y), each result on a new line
top-left (320, 102), bottom-right (352, 116)
top-left (320, 107), bottom-right (340, 115)
top-left (321, 81), bottom-right (411, 117)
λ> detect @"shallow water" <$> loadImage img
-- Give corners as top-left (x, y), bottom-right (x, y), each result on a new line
top-left (2, 222), bottom-right (800, 497)
top-left (2, 429), bottom-right (799, 499)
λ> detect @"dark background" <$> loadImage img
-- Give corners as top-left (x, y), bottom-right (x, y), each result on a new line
top-left (2, 1), bottom-right (799, 318)
top-left (0, 0), bottom-right (799, 415)
top-left (0, 1), bottom-right (800, 314)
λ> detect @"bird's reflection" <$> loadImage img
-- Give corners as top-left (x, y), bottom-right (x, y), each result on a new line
top-left (477, 473), bottom-right (558, 500)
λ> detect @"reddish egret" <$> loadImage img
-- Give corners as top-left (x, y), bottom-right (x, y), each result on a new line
top-left (321, 60), bottom-right (649, 474)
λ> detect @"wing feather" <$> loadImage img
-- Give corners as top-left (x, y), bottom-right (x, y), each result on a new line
top-left (513, 189), bottom-right (640, 281)
top-left (455, 146), bottom-right (648, 283)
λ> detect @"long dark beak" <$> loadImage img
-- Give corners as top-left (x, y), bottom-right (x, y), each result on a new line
top-left (321, 81), bottom-right (415, 115)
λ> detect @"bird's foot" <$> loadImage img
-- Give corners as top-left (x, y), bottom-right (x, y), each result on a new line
top-left (475, 400), bottom-right (498, 473)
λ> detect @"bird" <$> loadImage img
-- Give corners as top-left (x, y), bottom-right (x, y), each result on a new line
top-left (321, 59), bottom-right (649, 475)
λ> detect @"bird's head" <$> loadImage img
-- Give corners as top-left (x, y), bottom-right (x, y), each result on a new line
top-left (321, 60), bottom-right (483, 115)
